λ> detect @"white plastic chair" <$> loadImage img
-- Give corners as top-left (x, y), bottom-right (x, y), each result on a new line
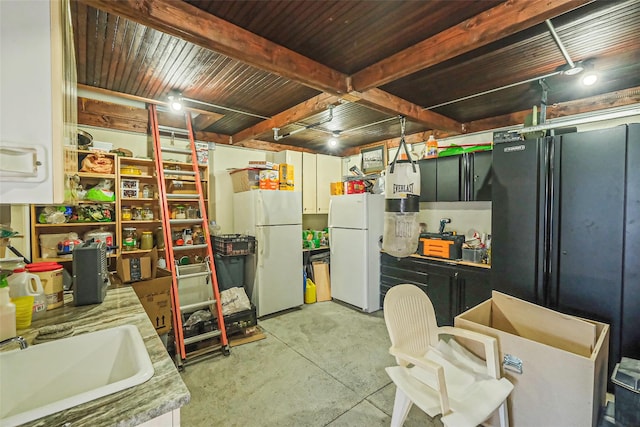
top-left (383, 284), bottom-right (513, 427)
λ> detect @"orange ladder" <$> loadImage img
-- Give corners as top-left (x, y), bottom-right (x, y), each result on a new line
top-left (149, 104), bottom-right (229, 367)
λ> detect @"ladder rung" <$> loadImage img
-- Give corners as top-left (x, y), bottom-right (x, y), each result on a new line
top-left (161, 147), bottom-right (192, 155)
top-left (170, 219), bottom-right (204, 226)
top-left (173, 243), bottom-right (209, 252)
top-left (184, 330), bottom-right (222, 346)
top-left (163, 169), bottom-right (196, 176)
top-left (180, 300), bottom-right (216, 312)
top-left (178, 271), bottom-right (210, 280)
top-left (158, 125), bottom-right (189, 135)
top-left (166, 194), bottom-right (200, 200)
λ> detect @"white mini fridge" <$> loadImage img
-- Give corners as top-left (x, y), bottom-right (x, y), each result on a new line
top-left (328, 193), bottom-right (384, 312)
top-left (233, 190), bottom-right (303, 317)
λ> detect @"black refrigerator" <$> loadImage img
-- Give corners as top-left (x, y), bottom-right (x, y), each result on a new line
top-left (491, 123), bottom-right (640, 378)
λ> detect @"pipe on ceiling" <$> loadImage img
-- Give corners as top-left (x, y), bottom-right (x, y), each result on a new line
top-left (273, 105), bottom-right (334, 141)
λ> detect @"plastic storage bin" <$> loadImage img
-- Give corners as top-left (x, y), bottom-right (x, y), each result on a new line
top-left (462, 248), bottom-right (486, 263)
top-left (212, 234), bottom-right (256, 256)
top-left (611, 357), bottom-right (640, 427)
top-left (214, 255), bottom-right (245, 291)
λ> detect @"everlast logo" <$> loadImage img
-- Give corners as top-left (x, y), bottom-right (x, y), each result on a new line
top-left (393, 183), bottom-right (414, 194)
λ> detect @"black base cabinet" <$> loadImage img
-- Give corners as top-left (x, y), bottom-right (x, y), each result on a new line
top-left (380, 253), bottom-right (491, 325)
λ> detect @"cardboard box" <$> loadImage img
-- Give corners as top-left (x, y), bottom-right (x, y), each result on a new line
top-left (131, 269), bottom-right (172, 335)
top-left (229, 168), bottom-right (261, 192)
top-left (454, 291), bottom-right (609, 427)
top-left (117, 255), bottom-right (152, 283)
top-left (259, 169), bottom-right (279, 190)
top-left (312, 261), bottom-right (331, 302)
top-left (279, 163), bottom-right (295, 191)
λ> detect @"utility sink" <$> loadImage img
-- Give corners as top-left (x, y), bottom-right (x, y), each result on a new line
top-left (0, 325), bottom-right (154, 427)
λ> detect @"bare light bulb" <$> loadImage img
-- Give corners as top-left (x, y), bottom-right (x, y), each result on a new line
top-left (582, 72), bottom-right (598, 86)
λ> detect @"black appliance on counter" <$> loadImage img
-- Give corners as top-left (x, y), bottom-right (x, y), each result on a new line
top-left (491, 123), bottom-right (640, 381)
top-left (73, 241), bottom-right (109, 305)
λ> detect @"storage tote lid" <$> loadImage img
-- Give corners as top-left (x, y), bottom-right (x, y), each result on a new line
top-left (25, 262), bottom-right (64, 272)
top-left (611, 357), bottom-right (640, 393)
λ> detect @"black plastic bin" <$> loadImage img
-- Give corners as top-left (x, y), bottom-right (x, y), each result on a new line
top-left (611, 357), bottom-right (640, 427)
top-left (214, 254), bottom-right (245, 290)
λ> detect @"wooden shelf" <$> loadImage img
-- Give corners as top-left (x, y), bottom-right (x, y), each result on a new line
top-left (120, 173), bottom-right (156, 180)
top-left (120, 248), bottom-right (157, 255)
top-left (121, 220), bottom-right (162, 225)
top-left (35, 222), bottom-right (117, 228)
top-left (77, 172), bottom-right (116, 179)
top-left (76, 200), bottom-right (117, 204)
top-left (121, 198), bottom-right (157, 203)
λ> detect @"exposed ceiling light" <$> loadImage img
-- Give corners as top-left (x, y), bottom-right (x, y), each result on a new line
top-left (328, 138), bottom-right (338, 147)
top-left (167, 90), bottom-right (183, 112)
top-left (582, 72), bottom-right (598, 86)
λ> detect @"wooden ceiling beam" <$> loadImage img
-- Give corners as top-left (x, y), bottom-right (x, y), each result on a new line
top-left (232, 93), bottom-right (341, 145)
top-left (463, 85), bottom-right (640, 133)
top-left (79, 0), bottom-right (349, 95)
top-left (351, 0), bottom-right (594, 91)
top-left (341, 85), bottom-right (640, 156)
top-left (348, 88), bottom-right (462, 133)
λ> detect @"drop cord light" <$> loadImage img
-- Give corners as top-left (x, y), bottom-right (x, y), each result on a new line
top-left (382, 116), bottom-right (422, 258)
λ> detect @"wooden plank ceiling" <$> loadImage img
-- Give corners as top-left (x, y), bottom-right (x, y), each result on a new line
top-left (74, 0), bottom-right (640, 155)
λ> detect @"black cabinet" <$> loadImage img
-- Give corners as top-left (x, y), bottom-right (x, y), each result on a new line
top-left (436, 156), bottom-right (463, 201)
top-left (457, 267), bottom-right (492, 312)
top-left (418, 158), bottom-right (437, 202)
top-left (418, 151), bottom-right (492, 202)
top-left (380, 253), bottom-right (491, 325)
top-left (468, 151), bottom-right (492, 201)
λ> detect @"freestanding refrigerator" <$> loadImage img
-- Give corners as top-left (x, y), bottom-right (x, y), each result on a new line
top-left (328, 193), bottom-right (384, 313)
top-left (233, 190), bottom-right (303, 317)
top-left (491, 123), bottom-right (640, 378)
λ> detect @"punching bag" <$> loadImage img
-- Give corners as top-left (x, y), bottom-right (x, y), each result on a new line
top-left (382, 117), bottom-right (421, 258)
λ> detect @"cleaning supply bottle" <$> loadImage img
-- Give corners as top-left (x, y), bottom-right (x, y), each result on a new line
top-left (425, 135), bottom-right (438, 159)
top-left (0, 275), bottom-right (17, 341)
top-left (7, 268), bottom-right (47, 320)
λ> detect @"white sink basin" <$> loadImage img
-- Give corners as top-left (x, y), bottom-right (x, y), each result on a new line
top-left (0, 325), bottom-right (154, 426)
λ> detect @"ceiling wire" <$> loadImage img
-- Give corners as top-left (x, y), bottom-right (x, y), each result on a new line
top-left (424, 19), bottom-right (581, 111)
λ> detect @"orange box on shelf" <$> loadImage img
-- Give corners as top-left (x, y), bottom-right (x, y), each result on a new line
top-left (278, 163), bottom-right (294, 191)
top-left (330, 182), bottom-right (344, 195)
top-left (259, 169), bottom-right (279, 190)
top-left (345, 180), bottom-right (365, 194)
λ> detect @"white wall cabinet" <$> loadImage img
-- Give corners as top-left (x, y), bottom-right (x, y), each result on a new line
top-left (302, 153), bottom-right (342, 214)
top-left (0, 0), bottom-right (77, 204)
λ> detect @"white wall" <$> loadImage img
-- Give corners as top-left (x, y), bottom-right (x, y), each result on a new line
top-left (211, 145), bottom-right (266, 234)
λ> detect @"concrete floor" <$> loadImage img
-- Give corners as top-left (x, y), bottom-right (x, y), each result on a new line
top-left (180, 301), bottom-right (443, 427)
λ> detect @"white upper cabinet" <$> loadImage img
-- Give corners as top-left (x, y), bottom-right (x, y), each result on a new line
top-left (0, 0), bottom-right (77, 204)
top-left (302, 153), bottom-right (342, 214)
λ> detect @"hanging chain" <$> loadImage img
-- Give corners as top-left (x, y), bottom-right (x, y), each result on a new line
top-left (390, 115), bottom-right (416, 173)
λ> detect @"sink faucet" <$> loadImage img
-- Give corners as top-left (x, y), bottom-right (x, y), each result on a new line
top-left (0, 336), bottom-right (28, 350)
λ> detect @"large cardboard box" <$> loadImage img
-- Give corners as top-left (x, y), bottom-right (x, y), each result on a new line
top-left (131, 269), bottom-right (172, 335)
top-left (454, 291), bottom-right (609, 427)
top-left (229, 168), bottom-right (260, 192)
top-left (116, 254), bottom-right (152, 283)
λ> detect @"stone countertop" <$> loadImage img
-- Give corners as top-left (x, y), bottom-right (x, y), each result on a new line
top-left (13, 287), bottom-right (190, 427)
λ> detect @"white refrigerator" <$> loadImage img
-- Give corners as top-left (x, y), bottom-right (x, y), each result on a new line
top-left (233, 190), bottom-right (303, 317)
top-left (328, 193), bottom-right (384, 313)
